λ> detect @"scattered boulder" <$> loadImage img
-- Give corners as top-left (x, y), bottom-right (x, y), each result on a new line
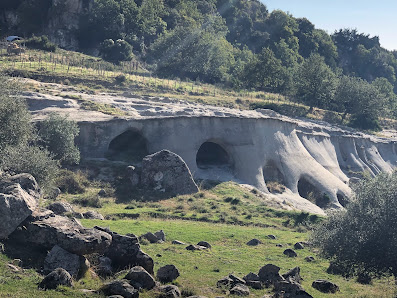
top-left (304, 256), bottom-right (315, 262)
top-left (276, 244), bottom-right (283, 247)
top-left (83, 210), bottom-right (104, 220)
top-left (44, 245), bottom-right (87, 278)
top-left (186, 244), bottom-right (207, 251)
top-left (141, 231), bottom-right (165, 243)
top-left (95, 226), bottom-right (154, 274)
top-left (267, 235), bottom-right (277, 239)
top-left (157, 264), bottom-right (180, 283)
top-left (98, 256), bottom-right (113, 276)
top-left (258, 264), bottom-right (284, 287)
top-left (0, 174), bottom-right (40, 239)
top-left (283, 249), bottom-right (297, 258)
top-left (246, 238), bottom-right (262, 246)
top-left (101, 280), bottom-right (139, 298)
top-left (229, 274), bottom-right (246, 286)
top-left (9, 210), bottom-right (112, 255)
top-left (312, 279), bottom-right (339, 293)
top-left (155, 230), bottom-right (166, 242)
top-left (217, 276), bottom-right (234, 289)
top-left (282, 267), bottom-right (302, 284)
top-left (39, 268), bottom-right (73, 290)
top-left (243, 272), bottom-right (262, 289)
top-left (157, 284), bottom-right (181, 298)
top-left (140, 150), bottom-right (199, 196)
top-left (98, 189), bottom-right (107, 197)
top-left (172, 240), bottom-right (185, 245)
top-left (197, 241), bottom-right (211, 249)
top-left (274, 280), bottom-right (313, 297)
top-left (294, 242), bottom-right (304, 250)
top-left (47, 202), bottom-right (74, 215)
top-left (125, 266), bottom-right (156, 290)
top-left (230, 284), bottom-right (250, 296)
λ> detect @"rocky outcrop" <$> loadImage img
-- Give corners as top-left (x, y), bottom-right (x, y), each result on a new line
top-left (140, 150), bottom-right (199, 196)
top-left (9, 209), bottom-right (111, 255)
top-left (0, 174), bottom-right (40, 239)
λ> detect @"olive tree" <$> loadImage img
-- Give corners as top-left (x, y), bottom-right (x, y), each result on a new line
top-left (312, 172), bottom-right (397, 277)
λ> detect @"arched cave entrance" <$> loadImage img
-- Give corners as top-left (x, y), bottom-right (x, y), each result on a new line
top-left (297, 177), bottom-right (330, 208)
top-left (263, 160), bottom-right (286, 194)
top-left (106, 130), bottom-right (148, 163)
top-left (196, 142), bottom-right (231, 169)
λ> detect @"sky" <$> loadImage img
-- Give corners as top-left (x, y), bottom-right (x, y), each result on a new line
top-left (262, 0), bottom-right (397, 51)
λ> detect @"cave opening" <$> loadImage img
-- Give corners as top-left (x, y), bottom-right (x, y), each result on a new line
top-left (297, 177), bottom-right (330, 208)
top-left (196, 142), bottom-right (231, 169)
top-left (263, 160), bottom-right (286, 193)
top-left (106, 130), bottom-right (148, 163)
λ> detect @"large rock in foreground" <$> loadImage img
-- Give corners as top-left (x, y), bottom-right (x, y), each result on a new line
top-left (10, 209), bottom-right (112, 255)
top-left (0, 174), bottom-right (40, 239)
top-left (141, 150), bottom-right (199, 196)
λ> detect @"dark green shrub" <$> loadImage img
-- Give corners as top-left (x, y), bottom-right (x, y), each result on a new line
top-left (100, 39), bottom-right (133, 63)
top-left (24, 35), bottom-right (57, 52)
top-left (349, 113), bottom-right (381, 131)
top-left (55, 170), bottom-right (89, 194)
top-left (312, 172), bottom-right (397, 276)
top-left (38, 113), bottom-right (80, 165)
top-left (72, 195), bottom-right (103, 208)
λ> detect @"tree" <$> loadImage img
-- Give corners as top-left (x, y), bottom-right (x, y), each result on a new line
top-left (38, 113), bottom-right (80, 165)
top-left (294, 54), bottom-right (337, 110)
top-left (100, 39), bottom-right (133, 63)
top-left (312, 172), bottom-right (397, 277)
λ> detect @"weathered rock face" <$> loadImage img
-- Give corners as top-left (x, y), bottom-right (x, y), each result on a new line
top-left (141, 150), bottom-right (199, 196)
top-left (9, 210), bottom-right (112, 255)
top-left (44, 245), bottom-right (89, 278)
top-left (95, 226), bottom-right (154, 274)
top-left (0, 174), bottom-right (40, 239)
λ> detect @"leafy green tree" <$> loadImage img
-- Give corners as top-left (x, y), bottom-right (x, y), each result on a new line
top-left (100, 39), bottom-right (133, 63)
top-left (312, 172), bottom-right (397, 277)
top-left (294, 54), bottom-right (337, 110)
top-left (38, 113), bottom-right (80, 165)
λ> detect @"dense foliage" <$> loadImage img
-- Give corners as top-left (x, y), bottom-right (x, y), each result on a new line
top-left (3, 0), bottom-right (397, 128)
top-left (312, 172), bottom-right (397, 277)
top-left (0, 75), bottom-right (80, 186)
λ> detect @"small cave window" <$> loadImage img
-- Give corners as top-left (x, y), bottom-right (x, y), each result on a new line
top-left (297, 177), bottom-right (330, 208)
top-left (337, 193), bottom-right (349, 207)
top-left (263, 160), bottom-right (286, 194)
top-left (106, 130), bottom-right (148, 163)
top-left (196, 142), bottom-right (231, 169)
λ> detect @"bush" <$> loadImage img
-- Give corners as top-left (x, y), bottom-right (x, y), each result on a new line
top-left (38, 113), bottom-right (80, 165)
top-left (349, 113), bottom-right (381, 131)
top-left (100, 39), bottom-right (133, 63)
top-left (54, 169), bottom-right (89, 194)
top-left (23, 35), bottom-right (57, 52)
top-left (0, 144), bottom-right (59, 186)
top-left (72, 195), bottom-right (103, 208)
top-left (311, 172), bottom-right (397, 276)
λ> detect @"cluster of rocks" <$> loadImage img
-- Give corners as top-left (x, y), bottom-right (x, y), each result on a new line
top-left (0, 173), bottom-right (153, 293)
top-left (47, 201), bottom-right (105, 220)
top-left (217, 264), bottom-right (339, 297)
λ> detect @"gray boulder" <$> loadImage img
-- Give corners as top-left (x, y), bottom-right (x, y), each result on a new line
top-left (282, 267), bottom-right (303, 284)
top-left (39, 268), bottom-right (73, 290)
top-left (305, 256), bottom-right (315, 262)
top-left (83, 210), bottom-right (104, 220)
top-left (125, 266), bottom-right (155, 290)
top-left (102, 280), bottom-right (138, 298)
top-left (47, 202), bottom-right (74, 215)
top-left (258, 264), bottom-right (284, 287)
top-left (141, 231), bottom-right (163, 243)
top-left (246, 238), bottom-right (262, 246)
top-left (0, 174), bottom-right (40, 239)
top-left (172, 240), bottom-right (185, 245)
top-left (157, 264), bottom-right (180, 283)
top-left (9, 209), bottom-right (112, 255)
top-left (312, 279), bottom-right (339, 293)
top-left (155, 230), bottom-right (166, 242)
top-left (141, 150), bottom-right (199, 196)
top-left (197, 241), bottom-right (211, 248)
top-left (243, 272), bottom-right (262, 289)
top-left (95, 226), bottom-right (154, 274)
top-left (294, 242), bottom-right (304, 250)
top-left (186, 244), bottom-right (207, 251)
top-left (158, 284), bottom-right (181, 298)
top-left (274, 280), bottom-right (313, 298)
top-left (283, 249), bottom-right (297, 257)
top-left (230, 284), bottom-right (250, 296)
top-left (44, 245), bottom-right (88, 278)
top-left (98, 256), bottom-right (113, 276)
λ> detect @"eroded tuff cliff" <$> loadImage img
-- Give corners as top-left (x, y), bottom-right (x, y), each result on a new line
top-left (25, 89), bottom-right (397, 215)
